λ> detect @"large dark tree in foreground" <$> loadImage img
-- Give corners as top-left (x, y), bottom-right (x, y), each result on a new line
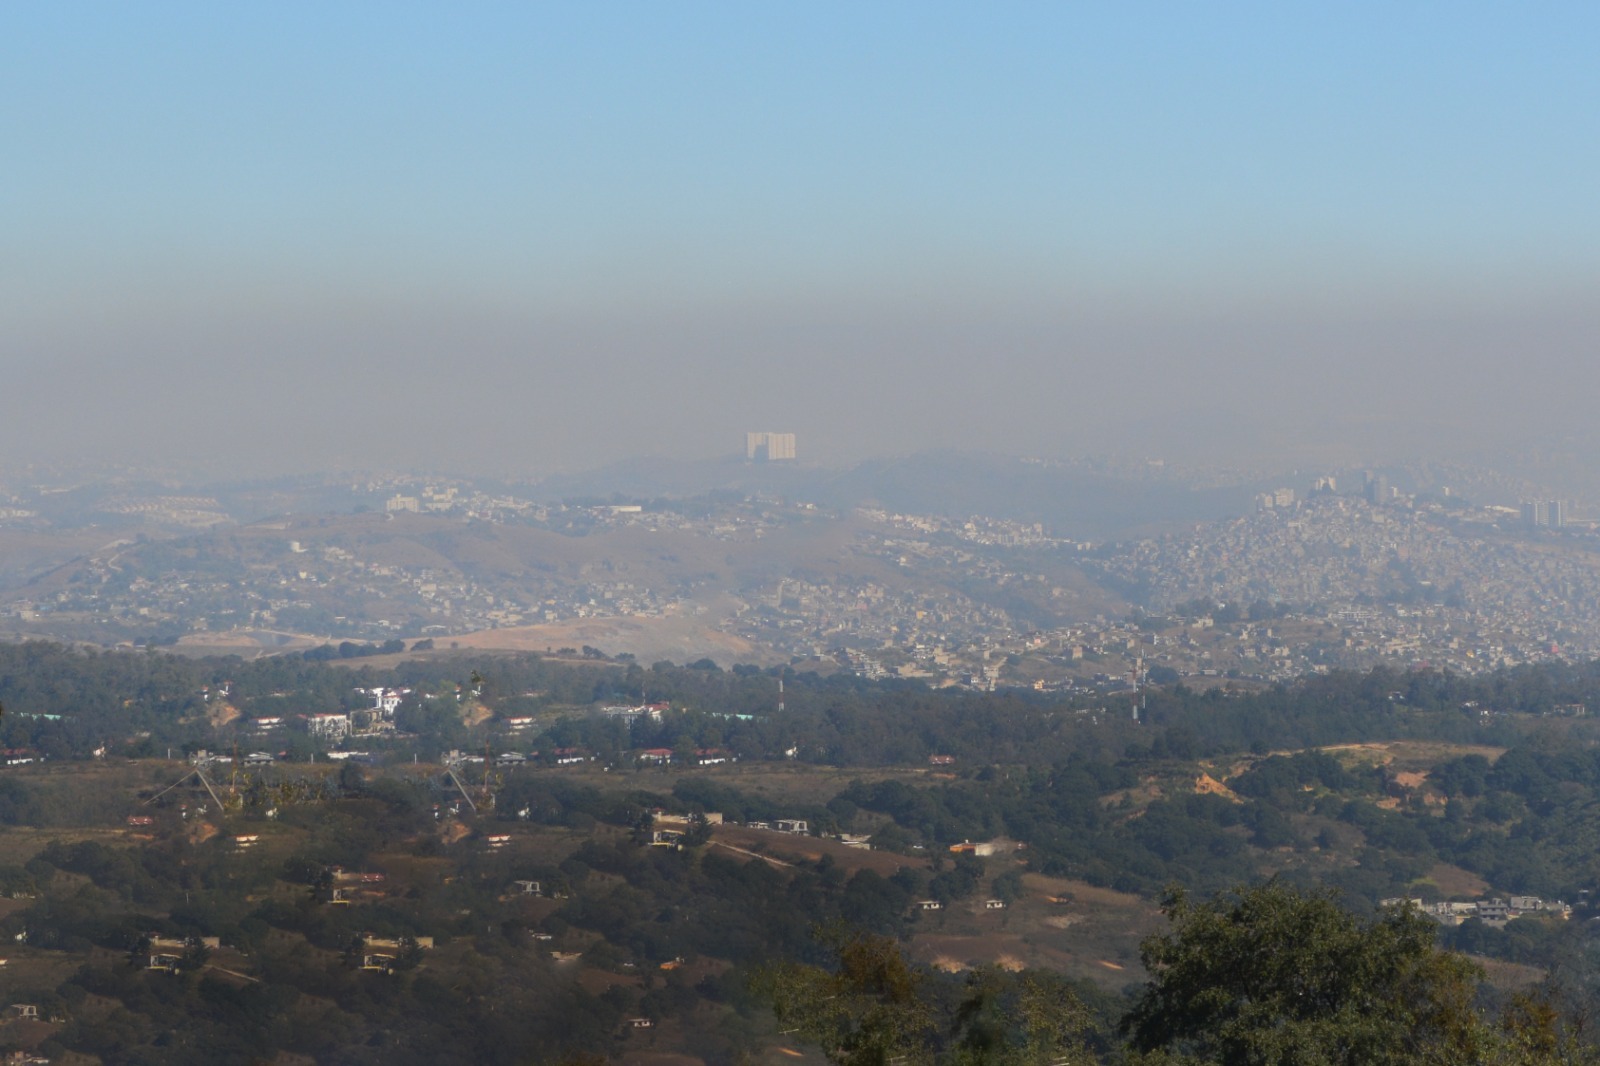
top-left (760, 927), bottom-right (1093, 1066)
top-left (1123, 880), bottom-right (1487, 1066)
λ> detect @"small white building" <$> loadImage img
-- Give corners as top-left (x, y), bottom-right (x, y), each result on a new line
top-left (305, 713), bottom-right (351, 740)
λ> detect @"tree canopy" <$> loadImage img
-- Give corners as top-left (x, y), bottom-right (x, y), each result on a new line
top-left (761, 927), bottom-right (1095, 1066)
top-left (1124, 881), bottom-right (1486, 1066)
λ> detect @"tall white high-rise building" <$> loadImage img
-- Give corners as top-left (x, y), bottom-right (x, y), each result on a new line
top-left (745, 432), bottom-right (796, 461)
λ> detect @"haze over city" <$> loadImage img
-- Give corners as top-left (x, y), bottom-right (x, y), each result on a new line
top-left (13, 9), bottom-right (1600, 1065)
top-left (6, 5), bottom-right (1598, 476)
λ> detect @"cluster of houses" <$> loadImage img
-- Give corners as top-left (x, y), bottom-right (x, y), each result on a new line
top-left (225, 692), bottom-right (760, 773)
top-left (144, 934), bottom-right (220, 973)
top-left (359, 934), bottom-right (432, 974)
top-left (644, 811), bottom-right (910, 855)
top-left (443, 747), bottom-right (592, 768)
top-left (1383, 895), bottom-right (1571, 925)
top-left (304, 686), bottom-right (414, 741)
top-left (176, 683), bottom-right (801, 781)
top-left (913, 898), bottom-right (1008, 912)
top-left (647, 809), bottom-right (722, 846)
top-left (745, 818), bottom-right (809, 834)
top-left (637, 747), bottom-right (734, 766)
top-left (602, 702), bottom-right (671, 726)
top-left (325, 866), bottom-right (387, 905)
top-left (648, 810), bottom-right (820, 846)
top-left (198, 681), bottom-right (232, 703)
top-left (187, 748), bottom-right (275, 767)
top-left (246, 686), bottom-right (414, 744)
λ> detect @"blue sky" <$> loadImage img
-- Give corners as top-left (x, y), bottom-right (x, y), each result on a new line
top-left (4, 4), bottom-right (1598, 473)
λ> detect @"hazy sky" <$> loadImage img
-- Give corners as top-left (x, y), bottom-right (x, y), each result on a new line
top-left (5, 4), bottom-right (1598, 476)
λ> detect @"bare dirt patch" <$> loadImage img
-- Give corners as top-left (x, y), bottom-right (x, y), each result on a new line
top-left (442, 606), bottom-right (774, 666)
top-left (1321, 740), bottom-right (1508, 772)
top-left (187, 821), bottom-right (220, 845)
top-left (173, 630), bottom-right (324, 657)
top-left (208, 701), bottom-right (241, 728)
top-left (1320, 743), bottom-right (1397, 768)
top-left (1194, 773), bottom-right (1240, 801)
top-left (460, 700), bottom-right (495, 728)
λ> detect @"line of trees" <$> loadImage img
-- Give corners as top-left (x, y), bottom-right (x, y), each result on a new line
top-left (768, 881), bottom-right (1600, 1065)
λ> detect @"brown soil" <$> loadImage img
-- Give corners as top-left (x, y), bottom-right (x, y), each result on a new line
top-left (1194, 773), bottom-right (1240, 801)
top-left (188, 821), bottom-right (219, 845)
top-left (459, 701), bottom-right (495, 729)
top-left (440, 606), bottom-right (773, 666)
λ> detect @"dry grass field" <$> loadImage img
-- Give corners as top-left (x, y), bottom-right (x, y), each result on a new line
top-left (1320, 740), bottom-right (1508, 771)
top-left (709, 825), bottom-right (924, 877)
top-left (892, 867), bottom-right (1165, 990)
top-left (442, 599), bottom-right (773, 666)
top-left (1421, 862), bottom-right (1490, 899)
top-left (559, 760), bottom-right (933, 810)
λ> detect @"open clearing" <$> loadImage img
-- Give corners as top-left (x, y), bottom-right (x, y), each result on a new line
top-left (438, 598), bottom-right (774, 665)
top-left (1320, 740), bottom-right (1508, 770)
top-left (1420, 862), bottom-right (1490, 899)
top-left (710, 825), bottom-right (925, 877)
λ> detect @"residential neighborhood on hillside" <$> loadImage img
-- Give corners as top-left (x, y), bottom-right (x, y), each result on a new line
top-left (2, 467), bottom-right (1600, 691)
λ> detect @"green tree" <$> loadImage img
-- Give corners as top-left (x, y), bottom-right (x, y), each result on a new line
top-left (336, 758), bottom-right (365, 796)
top-left (948, 966), bottom-right (1094, 1065)
top-left (180, 937), bottom-right (213, 974)
top-left (761, 928), bottom-right (1093, 1066)
top-left (760, 928), bottom-right (938, 1065)
top-left (1123, 881), bottom-right (1489, 1066)
top-left (1494, 987), bottom-right (1600, 1065)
